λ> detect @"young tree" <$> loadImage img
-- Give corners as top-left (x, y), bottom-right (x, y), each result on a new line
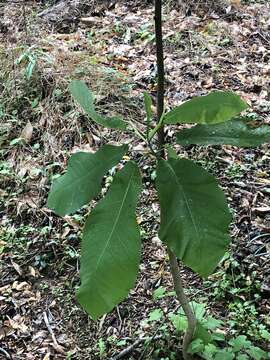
top-left (47, 1), bottom-right (270, 358)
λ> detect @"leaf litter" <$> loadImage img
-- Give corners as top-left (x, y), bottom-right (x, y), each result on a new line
top-left (0, 0), bottom-right (269, 358)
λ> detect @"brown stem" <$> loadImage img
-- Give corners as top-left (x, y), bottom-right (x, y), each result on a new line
top-left (154, 1), bottom-right (196, 359)
top-left (154, 0), bottom-right (165, 157)
top-left (168, 249), bottom-right (197, 360)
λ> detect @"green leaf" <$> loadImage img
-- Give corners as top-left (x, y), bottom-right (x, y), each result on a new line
top-left (177, 119), bottom-right (270, 147)
top-left (178, 302), bottom-right (205, 320)
top-left (166, 145), bottom-right (178, 159)
top-left (261, 329), bottom-right (270, 341)
top-left (98, 339), bottom-right (106, 356)
top-left (202, 344), bottom-right (218, 360)
top-left (203, 316), bottom-right (223, 330)
top-left (229, 335), bottom-right (251, 352)
top-left (148, 309), bottom-right (163, 322)
top-left (47, 144), bottom-right (128, 216)
top-left (190, 302), bottom-right (206, 321)
top-left (247, 347), bottom-right (267, 360)
top-left (188, 338), bottom-right (205, 354)
top-left (169, 313), bottom-right (187, 332)
top-left (69, 80), bottom-right (127, 130)
top-left (156, 158), bottom-right (231, 277)
top-left (212, 332), bottom-right (225, 342)
top-left (153, 286), bottom-right (166, 300)
top-left (77, 161), bottom-right (142, 319)
top-left (164, 91), bottom-right (248, 125)
top-left (214, 349), bottom-right (234, 360)
top-left (194, 322), bottom-right (212, 345)
top-left (237, 354), bottom-right (249, 360)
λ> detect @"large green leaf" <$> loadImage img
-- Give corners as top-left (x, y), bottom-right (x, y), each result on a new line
top-left (47, 144), bottom-right (128, 216)
top-left (177, 119), bottom-right (270, 147)
top-left (77, 161), bottom-right (142, 319)
top-left (156, 158), bottom-right (231, 277)
top-left (164, 91), bottom-right (248, 125)
top-left (194, 322), bottom-right (212, 344)
top-left (69, 80), bottom-right (127, 130)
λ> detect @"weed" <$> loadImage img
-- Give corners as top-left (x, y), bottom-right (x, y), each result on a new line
top-left (16, 46), bottom-right (53, 80)
top-left (136, 24), bottom-right (155, 43)
top-left (225, 164), bottom-right (246, 179)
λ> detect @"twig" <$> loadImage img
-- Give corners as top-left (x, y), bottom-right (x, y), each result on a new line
top-left (0, 347), bottom-right (12, 359)
top-left (116, 306), bottom-right (123, 332)
top-left (257, 31), bottom-right (270, 45)
top-left (110, 335), bottom-right (163, 360)
top-left (98, 314), bottom-right (107, 333)
top-left (138, 328), bottom-right (162, 360)
top-left (43, 312), bottom-right (65, 355)
top-left (247, 233), bottom-right (270, 246)
top-left (109, 338), bottom-right (144, 360)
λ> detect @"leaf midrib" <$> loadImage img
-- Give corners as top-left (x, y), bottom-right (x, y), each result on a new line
top-left (166, 161), bottom-right (200, 247)
top-left (90, 168), bottom-right (136, 283)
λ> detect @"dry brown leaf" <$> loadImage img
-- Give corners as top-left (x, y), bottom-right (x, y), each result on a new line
top-left (20, 121), bottom-right (33, 143)
top-left (61, 227), bottom-right (70, 239)
top-left (0, 326), bottom-right (11, 339)
top-left (0, 240), bottom-right (7, 247)
top-left (28, 266), bottom-right (37, 277)
top-left (12, 281), bottom-right (31, 291)
top-left (7, 315), bottom-right (28, 333)
top-left (11, 260), bottom-right (23, 275)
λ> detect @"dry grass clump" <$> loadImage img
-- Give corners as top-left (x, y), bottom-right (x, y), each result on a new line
top-left (0, 38), bottom-right (138, 227)
top-left (0, 41), bottom-right (135, 161)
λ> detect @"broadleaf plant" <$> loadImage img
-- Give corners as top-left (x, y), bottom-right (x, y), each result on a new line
top-left (47, 144), bottom-right (128, 216)
top-left (78, 161), bottom-right (142, 319)
top-left (163, 91), bottom-right (249, 125)
top-left (47, 1), bottom-right (270, 359)
top-left (176, 118), bottom-right (270, 147)
top-left (69, 80), bottom-right (127, 130)
top-left (156, 158), bottom-right (231, 278)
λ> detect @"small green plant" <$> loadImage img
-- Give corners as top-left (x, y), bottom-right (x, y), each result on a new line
top-left (47, 1), bottom-right (270, 359)
top-left (16, 46), bottom-right (52, 80)
top-left (136, 24), bottom-right (155, 43)
top-left (168, 302), bottom-right (270, 359)
top-left (97, 338), bottom-right (106, 358)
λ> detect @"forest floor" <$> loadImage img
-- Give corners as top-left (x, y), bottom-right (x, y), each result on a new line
top-left (0, 0), bottom-right (270, 359)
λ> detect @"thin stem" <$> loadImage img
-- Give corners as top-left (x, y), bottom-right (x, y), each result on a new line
top-left (128, 120), bottom-right (147, 142)
top-left (154, 1), bottom-right (196, 359)
top-left (154, 0), bottom-right (165, 157)
top-left (168, 249), bottom-right (197, 360)
top-left (148, 110), bottom-right (165, 141)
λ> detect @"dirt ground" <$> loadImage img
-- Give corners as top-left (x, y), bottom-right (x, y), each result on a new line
top-left (0, 0), bottom-right (269, 359)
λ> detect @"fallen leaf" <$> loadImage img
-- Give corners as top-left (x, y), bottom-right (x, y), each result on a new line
top-left (20, 121), bottom-right (33, 143)
top-left (253, 207), bottom-right (270, 213)
top-left (28, 266), bottom-right (37, 277)
top-left (11, 260), bottom-right (23, 275)
top-left (7, 315), bottom-right (28, 333)
top-left (12, 281), bottom-right (31, 291)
